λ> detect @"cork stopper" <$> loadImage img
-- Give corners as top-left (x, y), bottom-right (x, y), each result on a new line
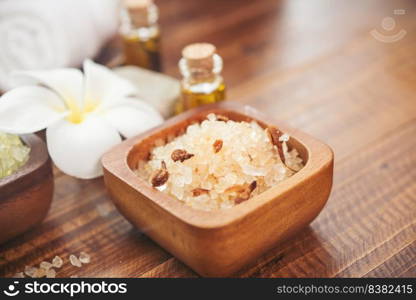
top-left (124, 0), bottom-right (153, 27)
top-left (182, 43), bottom-right (216, 71)
top-left (125, 0), bottom-right (153, 10)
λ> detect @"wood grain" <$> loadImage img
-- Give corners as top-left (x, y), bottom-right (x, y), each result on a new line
top-left (1, 0), bottom-right (416, 277)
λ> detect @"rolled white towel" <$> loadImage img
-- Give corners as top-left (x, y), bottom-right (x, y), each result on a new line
top-left (0, 0), bottom-right (121, 91)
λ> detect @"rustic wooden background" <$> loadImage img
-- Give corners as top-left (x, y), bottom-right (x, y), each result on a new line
top-left (1, 0), bottom-right (415, 277)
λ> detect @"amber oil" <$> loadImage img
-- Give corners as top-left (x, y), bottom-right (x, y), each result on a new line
top-left (120, 0), bottom-right (161, 71)
top-left (175, 43), bottom-right (226, 114)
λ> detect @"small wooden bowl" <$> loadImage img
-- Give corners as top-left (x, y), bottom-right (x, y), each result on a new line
top-left (102, 102), bottom-right (334, 277)
top-left (0, 134), bottom-right (54, 244)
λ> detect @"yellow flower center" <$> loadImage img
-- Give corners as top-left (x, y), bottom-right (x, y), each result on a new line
top-left (64, 98), bottom-right (100, 124)
top-left (84, 99), bottom-right (100, 113)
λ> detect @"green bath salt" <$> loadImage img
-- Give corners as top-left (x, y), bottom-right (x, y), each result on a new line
top-left (0, 132), bottom-right (30, 179)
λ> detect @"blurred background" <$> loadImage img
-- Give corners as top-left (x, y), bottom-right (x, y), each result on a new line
top-left (1, 0), bottom-right (414, 89)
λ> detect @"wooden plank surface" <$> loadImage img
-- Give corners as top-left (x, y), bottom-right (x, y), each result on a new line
top-left (1, 0), bottom-right (416, 277)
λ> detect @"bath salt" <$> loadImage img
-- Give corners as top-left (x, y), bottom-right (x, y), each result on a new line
top-left (136, 114), bottom-right (304, 211)
top-left (69, 255), bottom-right (82, 268)
top-left (33, 268), bottom-right (46, 278)
top-left (24, 266), bottom-right (37, 278)
top-left (79, 252), bottom-right (91, 264)
top-left (0, 132), bottom-right (30, 179)
top-left (46, 268), bottom-right (56, 278)
top-left (40, 261), bottom-right (53, 270)
top-left (52, 256), bottom-right (63, 268)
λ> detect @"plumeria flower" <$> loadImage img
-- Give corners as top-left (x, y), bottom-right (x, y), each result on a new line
top-left (0, 60), bottom-right (163, 179)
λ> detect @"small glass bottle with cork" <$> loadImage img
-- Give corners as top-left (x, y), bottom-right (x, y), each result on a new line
top-left (120, 0), bottom-right (162, 71)
top-left (175, 43), bottom-right (226, 114)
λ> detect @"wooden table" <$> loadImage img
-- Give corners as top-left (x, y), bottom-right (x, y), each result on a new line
top-left (1, 0), bottom-right (415, 278)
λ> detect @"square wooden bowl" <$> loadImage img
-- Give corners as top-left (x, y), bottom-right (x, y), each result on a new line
top-left (102, 102), bottom-right (334, 277)
top-left (0, 134), bottom-right (54, 244)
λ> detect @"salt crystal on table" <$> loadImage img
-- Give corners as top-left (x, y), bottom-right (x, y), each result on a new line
top-left (46, 269), bottom-right (56, 278)
top-left (33, 268), bottom-right (46, 278)
top-left (69, 255), bottom-right (82, 268)
top-left (52, 256), bottom-right (63, 268)
top-left (79, 252), bottom-right (91, 264)
top-left (24, 266), bottom-right (37, 278)
top-left (40, 261), bottom-right (53, 270)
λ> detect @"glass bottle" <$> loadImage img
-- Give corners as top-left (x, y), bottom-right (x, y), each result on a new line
top-left (175, 43), bottom-right (226, 114)
top-left (120, 0), bottom-right (161, 71)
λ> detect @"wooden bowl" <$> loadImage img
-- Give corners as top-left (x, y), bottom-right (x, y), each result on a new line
top-left (0, 134), bottom-right (54, 244)
top-left (102, 102), bottom-right (334, 277)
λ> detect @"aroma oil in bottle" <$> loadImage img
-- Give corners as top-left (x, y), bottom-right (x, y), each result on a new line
top-left (120, 0), bottom-right (161, 71)
top-left (175, 43), bottom-right (226, 114)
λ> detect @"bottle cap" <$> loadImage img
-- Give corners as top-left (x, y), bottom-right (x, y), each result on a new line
top-left (182, 43), bottom-right (216, 71)
top-left (124, 0), bottom-right (154, 27)
top-left (124, 0), bottom-right (153, 10)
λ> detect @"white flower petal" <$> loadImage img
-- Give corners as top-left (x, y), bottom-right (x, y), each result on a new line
top-left (0, 86), bottom-right (67, 134)
top-left (83, 59), bottom-right (138, 109)
top-left (13, 68), bottom-right (84, 109)
top-left (100, 98), bottom-right (164, 138)
top-left (46, 115), bottom-right (121, 179)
